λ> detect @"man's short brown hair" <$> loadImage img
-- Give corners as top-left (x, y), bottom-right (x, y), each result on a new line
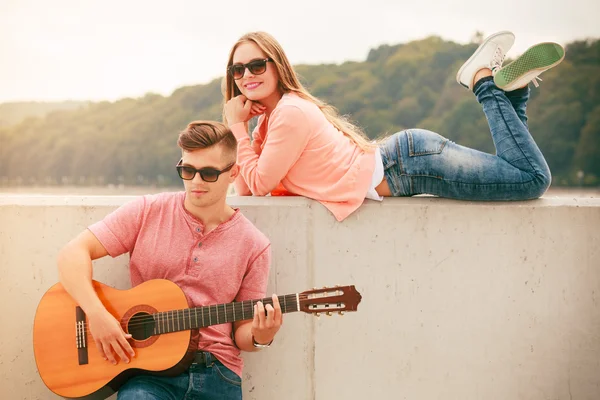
top-left (177, 121), bottom-right (237, 160)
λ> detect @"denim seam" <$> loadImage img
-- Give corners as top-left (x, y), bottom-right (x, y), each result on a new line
top-left (405, 173), bottom-right (444, 180)
top-left (380, 146), bottom-right (399, 196)
top-left (395, 134), bottom-right (406, 174)
top-left (395, 134), bottom-right (410, 194)
top-left (184, 366), bottom-right (195, 398)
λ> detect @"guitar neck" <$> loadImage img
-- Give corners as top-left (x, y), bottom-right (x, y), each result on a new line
top-left (152, 293), bottom-right (300, 335)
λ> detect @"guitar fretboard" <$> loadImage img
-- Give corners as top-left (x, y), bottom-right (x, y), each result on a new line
top-left (151, 294), bottom-right (299, 335)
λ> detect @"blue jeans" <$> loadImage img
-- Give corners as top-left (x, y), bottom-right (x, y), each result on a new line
top-left (117, 352), bottom-right (242, 400)
top-left (380, 78), bottom-right (551, 200)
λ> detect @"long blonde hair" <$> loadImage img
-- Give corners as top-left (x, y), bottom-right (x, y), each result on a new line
top-left (222, 31), bottom-right (376, 151)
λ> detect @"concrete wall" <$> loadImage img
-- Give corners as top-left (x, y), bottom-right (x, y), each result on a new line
top-left (1, 195), bottom-right (599, 400)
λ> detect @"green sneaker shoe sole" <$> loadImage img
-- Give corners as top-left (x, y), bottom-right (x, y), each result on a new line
top-left (494, 42), bottom-right (565, 90)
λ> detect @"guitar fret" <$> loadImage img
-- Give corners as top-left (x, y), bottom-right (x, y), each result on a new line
top-left (283, 295), bottom-right (287, 313)
top-left (194, 308), bottom-right (198, 329)
top-left (202, 306), bottom-right (205, 328)
top-left (188, 308), bottom-right (191, 329)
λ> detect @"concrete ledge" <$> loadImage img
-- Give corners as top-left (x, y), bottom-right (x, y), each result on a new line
top-left (1, 195), bottom-right (599, 399)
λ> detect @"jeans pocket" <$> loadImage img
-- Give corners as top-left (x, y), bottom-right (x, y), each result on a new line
top-left (407, 129), bottom-right (448, 156)
top-left (213, 362), bottom-right (242, 387)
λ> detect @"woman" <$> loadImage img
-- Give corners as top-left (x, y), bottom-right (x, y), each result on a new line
top-left (223, 31), bottom-right (565, 221)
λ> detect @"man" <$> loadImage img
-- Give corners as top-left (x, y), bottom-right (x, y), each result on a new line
top-left (57, 121), bottom-right (282, 399)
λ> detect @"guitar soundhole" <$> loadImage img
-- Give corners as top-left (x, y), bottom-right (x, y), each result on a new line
top-left (127, 312), bottom-right (156, 341)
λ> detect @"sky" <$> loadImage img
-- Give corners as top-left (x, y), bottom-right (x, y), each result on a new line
top-left (1, 0), bottom-right (598, 103)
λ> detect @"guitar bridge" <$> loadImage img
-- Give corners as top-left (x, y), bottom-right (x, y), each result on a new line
top-left (76, 307), bottom-right (88, 365)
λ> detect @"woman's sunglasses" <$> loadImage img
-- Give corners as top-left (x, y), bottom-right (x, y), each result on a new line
top-left (227, 58), bottom-right (273, 80)
top-left (176, 159), bottom-right (234, 182)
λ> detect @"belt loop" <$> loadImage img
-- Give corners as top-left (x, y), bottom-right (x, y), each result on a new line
top-left (195, 351), bottom-right (213, 366)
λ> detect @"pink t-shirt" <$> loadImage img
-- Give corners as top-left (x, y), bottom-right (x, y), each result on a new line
top-left (88, 191), bottom-right (271, 377)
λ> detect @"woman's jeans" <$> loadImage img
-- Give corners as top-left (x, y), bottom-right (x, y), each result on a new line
top-left (380, 77), bottom-right (551, 200)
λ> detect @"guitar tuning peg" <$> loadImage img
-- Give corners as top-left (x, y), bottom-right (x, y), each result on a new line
top-left (312, 287), bottom-right (317, 290)
top-left (326, 312), bottom-right (332, 316)
top-left (338, 311), bottom-right (345, 316)
top-left (315, 313), bottom-right (320, 318)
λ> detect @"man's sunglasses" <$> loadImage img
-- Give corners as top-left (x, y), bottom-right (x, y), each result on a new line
top-left (227, 58), bottom-right (273, 80)
top-left (176, 159), bottom-right (235, 182)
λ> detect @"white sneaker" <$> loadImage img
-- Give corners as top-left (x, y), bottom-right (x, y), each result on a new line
top-left (456, 31), bottom-right (515, 90)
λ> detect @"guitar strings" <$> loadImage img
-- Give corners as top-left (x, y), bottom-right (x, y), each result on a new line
top-left (76, 294), bottom-right (313, 334)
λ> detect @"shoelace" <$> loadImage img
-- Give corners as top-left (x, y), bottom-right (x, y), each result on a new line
top-left (490, 47), bottom-right (506, 74)
top-left (531, 76), bottom-right (543, 87)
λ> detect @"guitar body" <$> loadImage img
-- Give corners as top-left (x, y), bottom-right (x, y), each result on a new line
top-left (33, 279), bottom-right (362, 399)
top-left (33, 279), bottom-right (199, 400)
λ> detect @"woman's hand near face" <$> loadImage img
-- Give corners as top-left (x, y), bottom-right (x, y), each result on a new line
top-left (225, 95), bottom-right (266, 125)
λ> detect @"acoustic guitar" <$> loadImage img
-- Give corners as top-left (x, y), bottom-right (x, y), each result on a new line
top-left (33, 279), bottom-right (362, 399)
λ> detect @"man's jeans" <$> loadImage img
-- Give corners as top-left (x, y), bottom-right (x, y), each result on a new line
top-left (117, 352), bottom-right (242, 400)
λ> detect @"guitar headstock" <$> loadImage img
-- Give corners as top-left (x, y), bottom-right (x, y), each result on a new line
top-left (298, 285), bottom-right (362, 316)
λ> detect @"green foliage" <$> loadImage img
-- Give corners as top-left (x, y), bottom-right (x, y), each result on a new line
top-left (1, 37), bottom-right (598, 186)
